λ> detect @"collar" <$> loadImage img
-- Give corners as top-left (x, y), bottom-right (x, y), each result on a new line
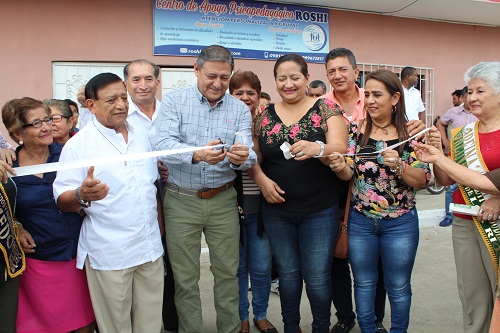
top-left (194, 84), bottom-right (225, 107)
top-left (127, 95), bottom-right (160, 121)
top-left (92, 119), bottom-right (133, 136)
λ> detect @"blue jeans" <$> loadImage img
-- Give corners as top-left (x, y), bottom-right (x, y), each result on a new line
top-left (445, 183), bottom-right (458, 220)
top-left (238, 213), bottom-right (272, 321)
top-left (348, 208), bottom-right (419, 333)
top-left (262, 204), bottom-right (338, 333)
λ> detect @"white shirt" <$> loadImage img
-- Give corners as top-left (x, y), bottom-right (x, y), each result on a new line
top-left (77, 107), bottom-right (95, 130)
top-left (403, 86), bottom-right (425, 121)
top-left (53, 120), bottom-right (163, 270)
top-left (127, 97), bottom-right (161, 144)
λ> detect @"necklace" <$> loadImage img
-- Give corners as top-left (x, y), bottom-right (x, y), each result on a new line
top-left (372, 122), bottom-right (392, 135)
top-left (93, 122), bottom-right (128, 166)
top-left (479, 117), bottom-right (500, 133)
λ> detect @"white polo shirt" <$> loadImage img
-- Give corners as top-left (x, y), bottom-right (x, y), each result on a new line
top-left (53, 120), bottom-right (163, 270)
top-left (403, 86), bottom-right (425, 121)
top-left (127, 97), bottom-right (161, 144)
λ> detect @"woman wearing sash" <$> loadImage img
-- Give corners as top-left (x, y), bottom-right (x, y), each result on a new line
top-left (414, 61), bottom-right (500, 333)
top-left (0, 161), bottom-right (25, 333)
top-left (421, 62), bottom-right (500, 333)
top-left (328, 69), bottom-right (430, 333)
top-left (1, 97), bottom-right (95, 333)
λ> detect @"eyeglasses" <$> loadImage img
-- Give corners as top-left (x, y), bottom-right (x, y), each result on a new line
top-left (22, 116), bottom-right (53, 128)
top-left (51, 114), bottom-right (70, 123)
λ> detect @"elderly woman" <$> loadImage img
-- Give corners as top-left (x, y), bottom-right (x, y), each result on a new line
top-left (329, 69), bottom-right (430, 333)
top-left (2, 97), bottom-right (95, 333)
top-left (229, 70), bottom-right (277, 333)
top-left (414, 61), bottom-right (500, 333)
top-left (45, 99), bottom-right (76, 144)
top-left (249, 54), bottom-right (348, 333)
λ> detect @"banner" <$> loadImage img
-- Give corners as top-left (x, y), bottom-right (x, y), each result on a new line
top-left (153, 0), bottom-right (329, 63)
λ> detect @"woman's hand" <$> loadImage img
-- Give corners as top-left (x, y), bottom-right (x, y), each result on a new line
top-left (290, 140), bottom-right (320, 160)
top-left (0, 148), bottom-right (16, 166)
top-left (425, 126), bottom-right (444, 151)
top-left (412, 141), bottom-right (444, 164)
top-left (327, 152), bottom-right (346, 173)
top-left (18, 226), bottom-right (36, 253)
top-left (258, 176), bottom-right (285, 204)
top-left (0, 160), bottom-right (15, 183)
top-left (477, 196), bottom-right (500, 223)
top-left (381, 149), bottom-right (400, 170)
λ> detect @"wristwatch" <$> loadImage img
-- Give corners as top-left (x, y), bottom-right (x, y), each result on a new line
top-left (75, 186), bottom-right (91, 208)
top-left (313, 140), bottom-right (325, 158)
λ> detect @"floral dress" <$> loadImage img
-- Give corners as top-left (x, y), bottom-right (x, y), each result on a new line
top-left (253, 98), bottom-right (345, 212)
top-left (345, 122), bottom-right (431, 219)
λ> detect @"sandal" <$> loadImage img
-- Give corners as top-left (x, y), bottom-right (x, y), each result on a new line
top-left (239, 320), bottom-right (250, 333)
top-left (253, 318), bottom-right (278, 333)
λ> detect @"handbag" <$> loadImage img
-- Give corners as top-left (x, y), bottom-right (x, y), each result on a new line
top-left (334, 180), bottom-right (352, 259)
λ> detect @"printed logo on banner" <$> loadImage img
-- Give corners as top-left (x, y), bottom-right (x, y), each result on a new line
top-left (180, 48), bottom-right (188, 53)
top-left (302, 24), bottom-right (326, 51)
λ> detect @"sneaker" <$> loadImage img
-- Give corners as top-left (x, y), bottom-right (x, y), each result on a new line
top-left (439, 218), bottom-right (453, 227)
top-left (270, 278), bottom-right (279, 295)
top-left (330, 320), bottom-right (355, 333)
top-left (376, 322), bottom-right (388, 332)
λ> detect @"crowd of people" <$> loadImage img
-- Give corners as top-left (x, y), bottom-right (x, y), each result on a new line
top-left (0, 44), bottom-right (498, 333)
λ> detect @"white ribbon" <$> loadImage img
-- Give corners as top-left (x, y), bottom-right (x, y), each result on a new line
top-left (10, 144), bottom-right (225, 177)
top-left (318, 127), bottom-right (431, 158)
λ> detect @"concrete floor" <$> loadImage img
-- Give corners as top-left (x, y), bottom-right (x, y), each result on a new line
top-left (171, 190), bottom-right (464, 333)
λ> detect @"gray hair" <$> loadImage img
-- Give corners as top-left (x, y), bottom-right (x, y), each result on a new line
top-left (464, 62), bottom-right (500, 93)
top-left (124, 59), bottom-right (160, 81)
top-left (196, 45), bottom-right (234, 71)
top-left (43, 99), bottom-right (73, 119)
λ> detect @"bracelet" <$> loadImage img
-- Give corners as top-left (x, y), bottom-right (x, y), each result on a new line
top-left (14, 220), bottom-right (23, 228)
top-left (75, 186), bottom-right (91, 208)
top-left (313, 140), bottom-right (325, 158)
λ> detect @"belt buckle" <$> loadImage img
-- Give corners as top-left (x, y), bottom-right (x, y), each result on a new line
top-left (196, 189), bottom-right (208, 199)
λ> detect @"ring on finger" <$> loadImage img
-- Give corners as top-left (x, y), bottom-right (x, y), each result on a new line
top-left (478, 208), bottom-right (484, 215)
top-left (488, 214), bottom-right (494, 221)
top-left (329, 164), bottom-right (335, 170)
top-left (297, 151), bottom-right (304, 157)
top-left (389, 157), bottom-right (395, 163)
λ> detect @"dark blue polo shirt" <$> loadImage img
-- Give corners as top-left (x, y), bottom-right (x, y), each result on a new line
top-left (13, 143), bottom-right (83, 261)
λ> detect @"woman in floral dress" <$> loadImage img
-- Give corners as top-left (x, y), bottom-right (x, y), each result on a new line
top-left (249, 54), bottom-right (347, 333)
top-left (328, 69), bottom-right (430, 333)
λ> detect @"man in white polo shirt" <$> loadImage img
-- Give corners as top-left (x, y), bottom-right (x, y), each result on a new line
top-left (401, 66), bottom-right (426, 123)
top-left (53, 72), bottom-right (164, 333)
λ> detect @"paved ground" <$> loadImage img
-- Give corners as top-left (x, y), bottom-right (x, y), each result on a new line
top-left (169, 189), bottom-right (464, 333)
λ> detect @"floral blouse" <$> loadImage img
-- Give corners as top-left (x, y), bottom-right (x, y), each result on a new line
top-left (253, 98), bottom-right (345, 212)
top-left (346, 122), bottom-right (431, 219)
top-left (254, 98), bottom-right (343, 144)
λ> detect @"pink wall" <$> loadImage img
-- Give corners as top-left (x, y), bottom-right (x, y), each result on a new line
top-left (1, 1), bottom-right (499, 143)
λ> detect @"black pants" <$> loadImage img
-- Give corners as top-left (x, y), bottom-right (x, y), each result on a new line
top-left (331, 256), bottom-right (386, 323)
top-left (163, 247), bottom-right (179, 331)
top-left (0, 276), bottom-right (20, 333)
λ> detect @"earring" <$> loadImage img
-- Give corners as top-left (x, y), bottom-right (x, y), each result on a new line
top-left (19, 140), bottom-right (23, 146)
top-left (393, 105), bottom-right (397, 114)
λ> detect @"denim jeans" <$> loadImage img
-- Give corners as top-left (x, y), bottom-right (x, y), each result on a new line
top-left (445, 183), bottom-right (458, 220)
top-left (348, 208), bottom-right (419, 333)
top-left (238, 213), bottom-right (272, 321)
top-left (262, 204), bottom-right (338, 333)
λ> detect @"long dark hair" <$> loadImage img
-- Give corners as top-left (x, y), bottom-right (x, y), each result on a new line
top-left (359, 69), bottom-right (408, 153)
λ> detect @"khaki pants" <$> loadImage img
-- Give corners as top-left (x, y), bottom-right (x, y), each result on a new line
top-left (453, 216), bottom-right (497, 333)
top-left (85, 256), bottom-right (164, 333)
top-left (163, 187), bottom-right (240, 333)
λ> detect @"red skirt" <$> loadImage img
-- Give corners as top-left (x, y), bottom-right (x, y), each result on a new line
top-left (16, 258), bottom-right (95, 333)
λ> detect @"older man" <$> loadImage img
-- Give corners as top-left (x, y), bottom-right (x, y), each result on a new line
top-left (307, 79), bottom-right (327, 98)
top-left (155, 45), bottom-right (257, 333)
top-left (124, 58), bottom-right (178, 331)
top-left (53, 73), bottom-right (164, 333)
